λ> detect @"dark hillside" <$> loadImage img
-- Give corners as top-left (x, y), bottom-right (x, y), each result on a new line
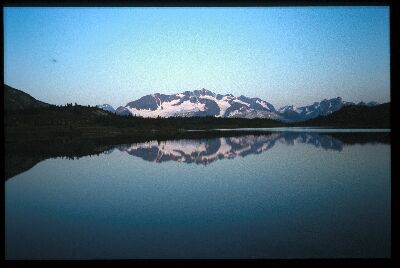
top-left (4, 84), bottom-right (52, 112)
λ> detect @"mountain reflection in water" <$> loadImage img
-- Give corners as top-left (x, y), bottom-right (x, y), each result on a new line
top-left (116, 131), bottom-right (386, 165)
top-left (5, 131), bottom-right (390, 179)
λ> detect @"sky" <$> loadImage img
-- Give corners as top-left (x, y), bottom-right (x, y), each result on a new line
top-left (4, 7), bottom-right (390, 109)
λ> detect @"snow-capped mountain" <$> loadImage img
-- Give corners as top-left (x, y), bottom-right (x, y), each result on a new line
top-left (96, 104), bottom-right (115, 113)
top-left (96, 88), bottom-right (380, 122)
top-left (121, 88), bottom-right (277, 119)
top-left (115, 106), bottom-right (131, 116)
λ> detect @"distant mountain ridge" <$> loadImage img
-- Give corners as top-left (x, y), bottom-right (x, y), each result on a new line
top-left (97, 88), bottom-right (381, 122)
top-left (299, 102), bottom-right (390, 128)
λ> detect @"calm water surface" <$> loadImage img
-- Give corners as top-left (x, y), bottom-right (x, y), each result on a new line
top-left (5, 131), bottom-right (391, 259)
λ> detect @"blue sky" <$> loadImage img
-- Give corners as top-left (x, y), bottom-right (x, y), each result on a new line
top-left (4, 7), bottom-right (390, 108)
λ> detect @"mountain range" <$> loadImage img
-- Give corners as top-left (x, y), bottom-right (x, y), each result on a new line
top-left (97, 88), bottom-right (380, 122)
top-left (4, 84), bottom-right (389, 129)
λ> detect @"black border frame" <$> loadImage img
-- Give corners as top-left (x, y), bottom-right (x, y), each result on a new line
top-left (2, 0), bottom-right (397, 267)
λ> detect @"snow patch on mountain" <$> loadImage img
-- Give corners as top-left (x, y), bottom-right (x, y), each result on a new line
top-left (128, 99), bottom-right (206, 117)
top-left (232, 99), bottom-right (250, 107)
top-left (96, 104), bottom-right (115, 113)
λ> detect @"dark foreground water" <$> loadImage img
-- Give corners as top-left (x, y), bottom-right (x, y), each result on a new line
top-left (5, 131), bottom-right (390, 259)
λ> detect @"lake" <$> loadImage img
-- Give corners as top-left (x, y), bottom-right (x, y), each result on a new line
top-left (5, 130), bottom-right (391, 259)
